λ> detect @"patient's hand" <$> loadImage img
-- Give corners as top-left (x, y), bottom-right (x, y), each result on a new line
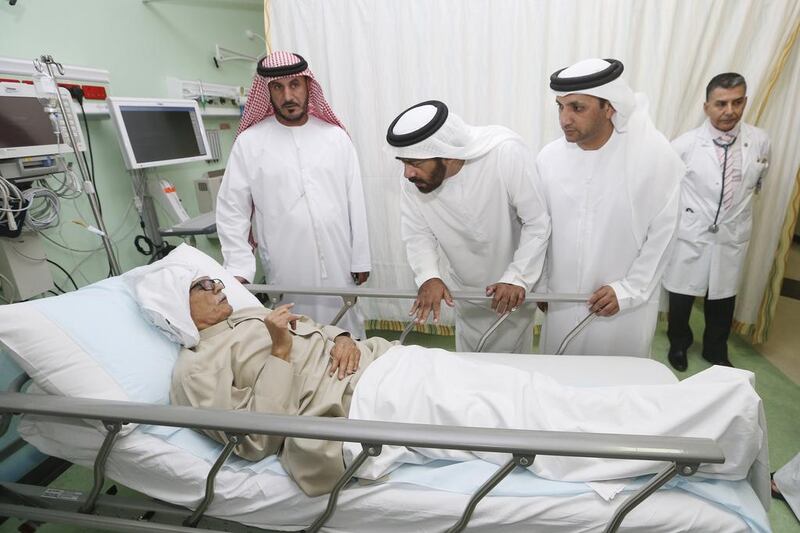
top-left (265, 304), bottom-right (301, 361)
top-left (485, 283), bottom-right (526, 314)
top-left (329, 335), bottom-right (361, 380)
top-left (409, 278), bottom-right (454, 324)
top-left (588, 285), bottom-right (619, 317)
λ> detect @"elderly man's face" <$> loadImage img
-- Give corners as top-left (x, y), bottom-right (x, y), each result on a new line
top-left (398, 157), bottom-right (449, 193)
top-left (189, 277), bottom-right (233, 330)
top-left (556, 94), bottom-right (614, 150)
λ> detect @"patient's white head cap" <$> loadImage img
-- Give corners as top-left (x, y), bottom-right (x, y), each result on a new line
top-left (124, 262), bottom-right (201, 348)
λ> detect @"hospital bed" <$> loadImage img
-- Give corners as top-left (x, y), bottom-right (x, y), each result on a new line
top-left (0, 250), bottom-right (771, 532)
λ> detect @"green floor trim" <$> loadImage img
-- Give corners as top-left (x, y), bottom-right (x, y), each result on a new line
top-left (364, 319), bottom-right (455, 336)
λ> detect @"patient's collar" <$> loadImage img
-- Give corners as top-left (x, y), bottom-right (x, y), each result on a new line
top-left (195, 307), bottom-right (269, 342)
top-left (193, 307), bottom-right (320, 345)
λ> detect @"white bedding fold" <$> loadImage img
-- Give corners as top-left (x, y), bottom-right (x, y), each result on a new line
top-left (344, 346), bottom-right (763, 483)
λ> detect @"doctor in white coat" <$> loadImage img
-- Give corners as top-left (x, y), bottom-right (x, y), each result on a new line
top-left (663, 73), bottom-right (770, 371)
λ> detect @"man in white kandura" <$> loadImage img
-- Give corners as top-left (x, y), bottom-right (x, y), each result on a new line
top-left (536, 58), bottom-right (684, 356)
top-left (663, 73), bottom-right (770, 371)
top-left (216, 51), bottom-right (371, 337)
top-left (386, 100), bottom-right (550, 352)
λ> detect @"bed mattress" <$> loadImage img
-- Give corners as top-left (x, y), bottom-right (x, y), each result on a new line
top-left (18, 355), bottom-right (769, 532)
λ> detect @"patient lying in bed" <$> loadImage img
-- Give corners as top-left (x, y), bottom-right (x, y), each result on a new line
top-left (171, 274), bottom-right (395, 497)
top-left (157, 266), bottom-right (764, 500)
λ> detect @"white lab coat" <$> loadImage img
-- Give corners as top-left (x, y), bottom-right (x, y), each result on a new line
top-left (216, 116), bottom-right (371, 337)
top-left (663, 121), bottom-right (770, 299)
top-left (537, 131), bottom-right (682, 357)
top-left (400, 138), bottom-right (550, 353)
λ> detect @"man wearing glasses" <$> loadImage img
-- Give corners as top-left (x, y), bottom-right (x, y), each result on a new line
top-left (172, 276), bottom-right (395, 497)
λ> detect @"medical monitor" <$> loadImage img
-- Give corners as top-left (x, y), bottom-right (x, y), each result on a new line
top-left (108, 97), bottom-right (211, 170)
top-left (0, 83), bottom-right (86, 160)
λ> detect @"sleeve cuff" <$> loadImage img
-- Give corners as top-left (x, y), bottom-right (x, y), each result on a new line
top-left (608, 281), bottom-right (634, 311)
top-left (497, 273), bottom-right (531, 292)
top-left (414, 270), bottom-right (442, 288)
top-left (225, 266), bottom-right (255, 284)
top-left (322, 324), bottom-right (349, 340)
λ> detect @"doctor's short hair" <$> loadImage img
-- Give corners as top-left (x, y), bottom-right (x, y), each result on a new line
top-left (705, 73), bottom-right (747, 101)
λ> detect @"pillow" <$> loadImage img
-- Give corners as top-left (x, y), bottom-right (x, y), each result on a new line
top-left (0, 244), bottom-right (261, 435)
top-left (0, 277), bottom-right (178, 435)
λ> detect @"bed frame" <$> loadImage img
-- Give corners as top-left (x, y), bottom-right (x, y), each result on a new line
top-left (249, 286), bottom-right (596, 353)
top-left (0, 287), bottom-right (726, 532)
top-left (0, 385), bottom-right (723, 533)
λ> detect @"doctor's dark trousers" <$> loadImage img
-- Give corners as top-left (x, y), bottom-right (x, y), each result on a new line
top-left (667, 291), bottom-right (736, 362)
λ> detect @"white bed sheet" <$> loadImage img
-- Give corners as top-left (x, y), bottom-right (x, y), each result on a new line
top-left (17, 355), bottom-right (769, 532)
top-left (18, 416), bottom-right (763, 532)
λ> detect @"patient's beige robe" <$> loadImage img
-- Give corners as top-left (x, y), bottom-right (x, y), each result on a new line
top-left (170, 306), bottom-right (395, 496)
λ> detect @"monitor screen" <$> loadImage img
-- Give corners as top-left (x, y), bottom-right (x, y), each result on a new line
top-left (0, 95), bottom-right (58, 150)
top-left (108, 98), bottom-right (211, 170)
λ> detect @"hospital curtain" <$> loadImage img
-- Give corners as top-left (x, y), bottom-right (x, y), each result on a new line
top-left (267, 0), bottom-right (800, 338)
top-left (733, 17), bottom-right (800, 343)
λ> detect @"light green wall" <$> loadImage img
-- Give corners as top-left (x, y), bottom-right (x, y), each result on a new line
top-left (0, 0), bottom-right (265, 286)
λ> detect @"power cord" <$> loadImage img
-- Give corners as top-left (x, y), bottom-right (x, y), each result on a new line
top-left (66, 86), bottom-right (103, 215)
top-left (46, 258), bottom-right (79, 291)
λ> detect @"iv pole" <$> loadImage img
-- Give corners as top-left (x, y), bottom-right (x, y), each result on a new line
top-left (34, 55), bottom-right (121, 276)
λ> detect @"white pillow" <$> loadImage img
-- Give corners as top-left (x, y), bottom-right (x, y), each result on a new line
top-left (0, 277), bottom-right (178, 435)
top-left (0, 245), bottom-right (262, 435)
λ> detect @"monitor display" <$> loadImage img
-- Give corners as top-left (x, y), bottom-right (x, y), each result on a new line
top-left (0, 83), bottom-right (85, 160)
top-left (108, 98), bottom-right (211, 170)
top-left (0, 95), bottom-right (57, 149)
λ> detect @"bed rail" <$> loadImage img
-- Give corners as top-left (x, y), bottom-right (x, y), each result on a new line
top-left (0, 391), bottom-right (724, 533)
top-left (246, 285), bottom-right (592, 352)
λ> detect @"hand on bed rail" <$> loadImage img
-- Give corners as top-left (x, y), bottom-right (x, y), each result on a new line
top-left (485, 282), bottom-right (526, 314)
top-left (587, 285), bottom-right (620, 316)
top-left (409, 277), bottom-right (454, 324)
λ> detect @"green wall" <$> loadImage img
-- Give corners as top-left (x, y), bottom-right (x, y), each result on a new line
top-left (0, 0), bottom-right (264, 287)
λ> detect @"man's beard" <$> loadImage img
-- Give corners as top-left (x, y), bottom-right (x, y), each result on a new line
top-left (411, 159), bottom-right (447, 193)
top-left (274, 100), bottom-right (309, 124)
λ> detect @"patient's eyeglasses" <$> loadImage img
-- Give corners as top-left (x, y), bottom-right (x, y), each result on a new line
top-left (190, 278), bottom-right (224, 292)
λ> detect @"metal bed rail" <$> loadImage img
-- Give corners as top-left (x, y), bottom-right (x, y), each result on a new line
top-left (246, 285), bottom-right (593, 352)
top-left (0, 391), bottom-right (724, 533)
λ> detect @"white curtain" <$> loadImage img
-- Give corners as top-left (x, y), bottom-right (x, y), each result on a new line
top-left (267, 0), bottom-right (800, 332)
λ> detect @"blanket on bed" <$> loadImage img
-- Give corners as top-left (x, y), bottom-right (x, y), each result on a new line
top-left (344, 346), bottom-right (764, 485)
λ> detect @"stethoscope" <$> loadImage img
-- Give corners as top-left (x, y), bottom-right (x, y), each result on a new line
top-left (708, 135), bottom-right (737, 234)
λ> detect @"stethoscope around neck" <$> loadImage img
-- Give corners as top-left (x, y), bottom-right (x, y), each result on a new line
top-left (708, 134), bottom-right (737, 234)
